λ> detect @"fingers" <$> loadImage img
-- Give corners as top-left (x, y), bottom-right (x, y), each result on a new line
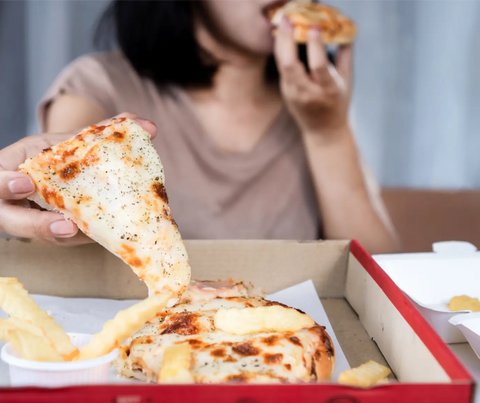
top-left (274, 17), bottom-right (308, 82)
top-left (0, 110), bottom-right (155, 246)
top-left (306, 29), bottom-right (334, 86)
top-left (336, 44), bottom-right (354, 89)
top-left (0, 172), bottom-right (35, 200)
top-left (135, 118), bottom-right (157, 139)
top-left (0, 202), bottom-right (92, 246)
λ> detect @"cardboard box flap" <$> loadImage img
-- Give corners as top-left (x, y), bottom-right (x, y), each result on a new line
top-left (0, 239), bottom-right (349, 299)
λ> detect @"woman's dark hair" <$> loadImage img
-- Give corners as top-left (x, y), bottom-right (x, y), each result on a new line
top-left (95, 1), bottom-right (323, 88)
top-left (95, 1), bottom-right (218, 87)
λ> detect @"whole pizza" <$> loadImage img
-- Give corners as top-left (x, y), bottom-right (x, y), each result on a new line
top-left (115, 279), bottom-right (335, 384)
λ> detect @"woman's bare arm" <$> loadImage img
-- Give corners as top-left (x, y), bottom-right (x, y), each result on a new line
top-left (302, 126), bottom-right (400, 254)
top-left (44, 94), bottom-right (108, 133)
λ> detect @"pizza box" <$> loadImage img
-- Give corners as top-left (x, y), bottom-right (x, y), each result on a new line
top-left (0, 238), bottom-right (474, 402)
top-left (373, 241), bottom-right (480, 344)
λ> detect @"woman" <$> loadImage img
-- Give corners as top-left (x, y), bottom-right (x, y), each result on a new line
top-left (0, 1), bottom-right (399, 253)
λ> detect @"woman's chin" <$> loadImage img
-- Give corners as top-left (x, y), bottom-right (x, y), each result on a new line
top-left (244, 37), bottom-right (275, 57)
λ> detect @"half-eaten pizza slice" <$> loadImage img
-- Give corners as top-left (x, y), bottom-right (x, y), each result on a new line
top-left (18, 118), bottom-right (191, 301)
top-left (267, 1), bottom-right (357, 44)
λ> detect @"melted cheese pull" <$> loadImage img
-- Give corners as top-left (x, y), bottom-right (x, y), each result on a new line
top-left (214, 306), bottom-right (315, 335)
top-left (159, 343), bottom-right (194, 384)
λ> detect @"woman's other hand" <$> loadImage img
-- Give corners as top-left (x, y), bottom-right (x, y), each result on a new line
top-left (0, 113), bottom-right (156, 246)
top-left (274, 17), bottom-right (353, 139)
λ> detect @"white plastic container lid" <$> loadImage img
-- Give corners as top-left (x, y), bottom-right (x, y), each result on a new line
top-left (1, 333), bottom-right (119, 387)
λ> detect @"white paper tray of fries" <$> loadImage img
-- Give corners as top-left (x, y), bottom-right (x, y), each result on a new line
top-left (374, 241), bottom-right (480, 344)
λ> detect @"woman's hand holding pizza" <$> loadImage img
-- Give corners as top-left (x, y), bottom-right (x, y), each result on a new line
top-left (274, 17), bottom-right (353, 140)
top-left (0, 113), bottom-right (156, 245)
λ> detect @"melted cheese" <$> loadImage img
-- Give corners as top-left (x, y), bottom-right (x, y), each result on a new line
top-left (18, 118), bottom-right (191, 300)
top-left (114, 282), bottom-right (335, 384)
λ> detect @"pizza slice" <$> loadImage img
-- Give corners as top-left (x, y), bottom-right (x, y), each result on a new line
top-left (18, 118), bottom-right (191, 301)
top-left (267, 1), bottom-right (357, 44)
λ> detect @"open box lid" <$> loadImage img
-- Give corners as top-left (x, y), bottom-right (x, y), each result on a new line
top-left (0, 239), bottom-right (475, 403)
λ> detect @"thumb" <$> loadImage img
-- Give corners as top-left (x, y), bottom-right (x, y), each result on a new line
top-left (97, 113), bottom-right (157, 140)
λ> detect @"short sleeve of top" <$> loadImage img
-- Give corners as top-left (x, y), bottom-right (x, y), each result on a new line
top-left (37, 50), bottom-right (157, 132)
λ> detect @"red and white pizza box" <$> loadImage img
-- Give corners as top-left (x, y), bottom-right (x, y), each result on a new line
top-left (0, 239), bottom-right (474, 403)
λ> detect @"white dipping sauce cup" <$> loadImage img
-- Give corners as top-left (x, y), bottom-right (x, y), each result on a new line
top-left (1, 333), bottom-right (118, 387)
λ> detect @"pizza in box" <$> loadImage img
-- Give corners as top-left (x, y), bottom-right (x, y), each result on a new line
top-left (9, 113), bottom-right (388, 385)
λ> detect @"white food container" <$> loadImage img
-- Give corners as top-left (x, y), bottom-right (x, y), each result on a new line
top-left (1, 333), bottom-right (118, 387)
top-left (449, 313), bottom-right (480, 358)
top-left (374, 241), bottom-right (480, 344)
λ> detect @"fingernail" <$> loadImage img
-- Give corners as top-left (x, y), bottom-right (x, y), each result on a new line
top-left (8, 177), bottom-right (34, 194)
top-left (135, 118), bottom-right (153, 125)
top-left (50, 220), bottom-right (77, 236)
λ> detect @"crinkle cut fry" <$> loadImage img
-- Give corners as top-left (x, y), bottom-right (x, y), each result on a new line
top-left (0, 278), bottom-right (78, 359)
top-left (76, 294), bottom-right (170, 361)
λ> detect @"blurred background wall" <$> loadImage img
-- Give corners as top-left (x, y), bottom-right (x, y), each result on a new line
top-left (1, 0), bottom-right (480, 189)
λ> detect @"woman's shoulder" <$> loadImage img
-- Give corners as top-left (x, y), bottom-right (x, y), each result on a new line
top-left (63, 50), bottom-right (137, 79)
top-left (39, 50), bottom-right (146, 127)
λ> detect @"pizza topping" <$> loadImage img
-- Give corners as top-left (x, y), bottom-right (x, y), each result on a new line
top-left (92, 125), bottom-right (107, 134)
top-left (107, 131), bottom-right (126, 143)
top-left (41, 187), bottom-right (65, 209)
top-left (82, 146), bottom-right (100, 167)
top-left (183, 339), bottom-right (206, 349)
top-left (226, 374), bottom-right (248, 383)
top-left (261, 335), bottom-right (280, 346)
top-left (152, 182), bottom-right (168, 203)
top-left (161, 313), bottom-right (200, 336)
top-left (224, 355), bottom-right (238, 363)
top-left (132, 335), bottom-right (155, 346)
top-left (210, 348), bottom-right (226, 358)
top-left (288, 336), bottom-right (302, 346)
top-left (232, 342), bottom-right (260, 357)
top-left (264, 353), bottom-right (283, 365)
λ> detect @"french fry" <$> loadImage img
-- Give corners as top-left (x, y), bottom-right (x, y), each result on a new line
top-left (214, 305), bottom-right (315, 335)
top-left (0, 318), bottom-right (46, 341)
top-left (338, 360), bottom-right (391, 387)
top-left (76, 294), bottom-right (170, 361)
top-left (6, 329), bottom-right (64, 362)
top-left (0, 278), bottom-right (78, 359)
top-left (158, 343), bottom-right (194, 384)
top-left (448, 295), bottom-right (480, 312)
